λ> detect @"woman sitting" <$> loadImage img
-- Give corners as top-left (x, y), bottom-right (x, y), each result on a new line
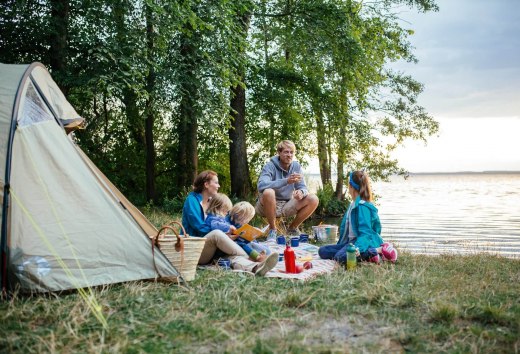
top-left (181, 170), bottom-right (278, 275)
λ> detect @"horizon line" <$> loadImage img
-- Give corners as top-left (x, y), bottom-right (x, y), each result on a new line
top-left (303, 170), bottom-right (520, 175)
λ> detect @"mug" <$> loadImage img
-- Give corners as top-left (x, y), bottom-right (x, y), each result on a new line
top-left (290, 236), bottom-right (300, 247)
top-left (277, 235), bottom-right (286, 245)
top-left (217, 259), bottom-right (231, 270)
top-left (299, 234), bottom-right (309, 243)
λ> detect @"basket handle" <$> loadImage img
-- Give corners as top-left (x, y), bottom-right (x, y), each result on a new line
top-left (150, 225), bottom-right (184, 282)
top-left (166, 221), bottom-right (189, 240)
top-left (155, 225), bottom-right (184, 252)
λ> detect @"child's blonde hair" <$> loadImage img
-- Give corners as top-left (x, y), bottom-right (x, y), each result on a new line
top-left (206, 193), bottom-right (233, 217)
top-left (230, 201), bottom-right (255, 226)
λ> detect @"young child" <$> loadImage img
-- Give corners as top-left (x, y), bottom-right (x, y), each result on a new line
top-left (205, 195), bottom-right (270, 262)
top-left (205, 193), bottom-right (236, 234)
top-left (318, 170), bottom-right (398, 264)
top-left (227, 201), bottom-right (272, 258)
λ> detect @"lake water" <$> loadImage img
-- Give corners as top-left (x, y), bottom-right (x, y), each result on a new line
top-left (306, 173), bottom-right (520, 258)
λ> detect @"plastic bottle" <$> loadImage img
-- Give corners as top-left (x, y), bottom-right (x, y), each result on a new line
top-left (284, 242), bottom-right (297, 273)
top-left (346, 243), bottom-right (357, 270)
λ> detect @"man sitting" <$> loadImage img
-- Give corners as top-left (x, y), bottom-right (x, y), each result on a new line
top-left (255, 140), bottom-right (319, 239)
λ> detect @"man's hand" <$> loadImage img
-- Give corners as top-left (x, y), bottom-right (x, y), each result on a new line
top-left (287, 173), bottom-right (302, 184)
top-left (292, 189), bottom-right (304, 200)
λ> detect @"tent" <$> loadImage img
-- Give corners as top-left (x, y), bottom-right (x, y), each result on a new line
top-left (0, 62), bottom-right (180, 293)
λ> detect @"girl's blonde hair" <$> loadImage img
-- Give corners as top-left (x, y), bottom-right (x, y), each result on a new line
top-left (206, 193), bottom-right (232, 217)
top-left (229, 201), bottom-right (255, 226)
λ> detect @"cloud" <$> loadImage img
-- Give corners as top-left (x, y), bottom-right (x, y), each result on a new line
top-left (394, 117), bottom-right (520, 173)
top-left (393, 0), bottom-right (520, 117)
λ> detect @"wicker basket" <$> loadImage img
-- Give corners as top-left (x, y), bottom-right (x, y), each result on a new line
top-left (153, 222), bottom-right (206, 281)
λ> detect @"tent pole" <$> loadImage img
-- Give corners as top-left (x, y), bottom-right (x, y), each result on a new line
top-left (1, 63), bottom-right (41, 295)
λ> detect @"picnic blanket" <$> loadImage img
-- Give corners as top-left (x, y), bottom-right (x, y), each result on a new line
top-left (261, 240), bottom-right (337, 280)
top-left (198, 240), bottom-right (337, 281)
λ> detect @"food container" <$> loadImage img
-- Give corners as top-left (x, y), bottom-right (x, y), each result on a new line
top-left (312, 225), bottom-right (338, 243)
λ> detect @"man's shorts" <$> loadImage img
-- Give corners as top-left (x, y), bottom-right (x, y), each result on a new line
top-left (255, 195), bottom-right (299, 218)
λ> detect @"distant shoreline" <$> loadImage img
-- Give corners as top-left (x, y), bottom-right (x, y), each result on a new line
top-left (304, 170), bottom-right (520, 177)
top-left (408, 170), bottom-right (520, 175)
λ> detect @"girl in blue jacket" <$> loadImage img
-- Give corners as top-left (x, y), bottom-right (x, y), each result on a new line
top-left (318, 170), bottom-right (397, 263)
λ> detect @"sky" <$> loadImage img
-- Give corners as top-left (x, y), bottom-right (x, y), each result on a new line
top-left (389, 0), bottom-right (520, 172)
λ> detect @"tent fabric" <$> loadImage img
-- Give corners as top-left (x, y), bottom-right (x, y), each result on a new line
top-left (18, 80), bottom-right (55, 127)
top-left (1, 63), bottom-right (30, 209)
top-left (30, 66), bottom-right (82, 122)
top-left (1, 62), bottom-right (180, 292)
top-left (75, 146), bottom-right (159, 238)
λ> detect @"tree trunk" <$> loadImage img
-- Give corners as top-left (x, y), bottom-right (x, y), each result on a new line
top-left (177, 92), bottom-right (199, 190)
top-left (49, 0), bottom-right (69, 93)
top-left (335, 121), bottom-right (347, 199)
top-left (176, 31), bottom-right (199, 189)
top-left (229, 12), bottom-right (252, 198)
top-left (115, 0), bottom-right (146, 196)
top-left (229, 83), bottom-right (252, 198)
top-left (145, 107), bottom-right (156, 201)
top-left (335, 76), bottom-right (349, 199)
top-left (315, 106), bottom-right (331, 185)
top-left (144, 4), bottom-right (156, 202)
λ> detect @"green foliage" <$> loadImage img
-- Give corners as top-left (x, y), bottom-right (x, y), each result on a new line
top-left (326, 198), bottom-right (348, 217)
top-left (1, 0), bottom-right (440, 204)
top-left (315, 183), bottom-right (348, 217)
top-left (162, 193), bottom-right (188, 215)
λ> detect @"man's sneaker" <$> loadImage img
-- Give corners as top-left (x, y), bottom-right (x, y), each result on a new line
top-left (368, 254), bottom-right (381, 264)
top-left (381, 242), bottom-right (398, 263)
top-left (286, 227), bottom-right (301, 236)
top-left (266, 229), bottom-right (277, 241)
top-left (254, 252), bottom-right (278, 276)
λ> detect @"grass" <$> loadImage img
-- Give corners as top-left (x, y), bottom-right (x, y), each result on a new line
top-left (1, 207), bottom-right (519, 353)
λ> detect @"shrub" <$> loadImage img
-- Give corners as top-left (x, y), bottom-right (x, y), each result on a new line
top-left (315, 183), bottom-right (348, 217)
top-left (162, 187), bottom-right (191, 214)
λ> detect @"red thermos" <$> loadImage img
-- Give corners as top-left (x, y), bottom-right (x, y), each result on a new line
top-left (284, 242), bottom-right (297, 273)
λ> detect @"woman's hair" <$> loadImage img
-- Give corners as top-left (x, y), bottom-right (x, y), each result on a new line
top-left (192, 170), bottom-right (218, 193)
top-left (206, 193), bottom-right (233, 217)
top-left (230, 201), bottom-right (255, 226)
top-left (349, 170), bottom-right (373, 202)
top-left (276, 140), bottom-right (296, 153)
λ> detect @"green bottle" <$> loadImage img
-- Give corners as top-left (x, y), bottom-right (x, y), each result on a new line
top-left (346, 243), bottom-right (357, 270)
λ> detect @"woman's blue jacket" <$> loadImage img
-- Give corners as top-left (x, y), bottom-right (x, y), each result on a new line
top-left (181, 191), bottom-right (211, 236)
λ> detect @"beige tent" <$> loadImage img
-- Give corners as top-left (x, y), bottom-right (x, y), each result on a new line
top-left (0, 62), bottom-right (180, 293)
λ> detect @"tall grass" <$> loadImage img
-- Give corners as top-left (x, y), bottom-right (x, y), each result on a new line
top-left (1, 206), bottom-right (519, 352)
top-left (1, 251), bottom-right (519, 353)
